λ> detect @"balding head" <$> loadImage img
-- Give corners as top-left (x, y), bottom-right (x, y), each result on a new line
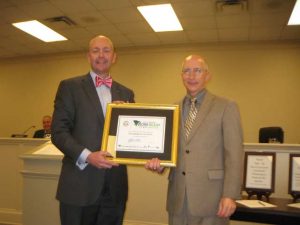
top-left (181, 54), bottom-right (211, 97)
top-left (88, 35), bottom-right (114, 52)
top-left (87, 35), bottom-right (116, 77)
top-left (182, 55), bottom-right (209, 73)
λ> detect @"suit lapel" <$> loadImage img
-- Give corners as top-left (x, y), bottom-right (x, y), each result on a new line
top-left (186, 91), bottom-right (215, 143)
top-left (81, 74), bottom-right (105, 122)
top-left (111, 82), bottom-right (122, 101)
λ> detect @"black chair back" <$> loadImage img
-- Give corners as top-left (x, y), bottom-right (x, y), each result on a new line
top-left (259, 127), bottom-right (284, 143)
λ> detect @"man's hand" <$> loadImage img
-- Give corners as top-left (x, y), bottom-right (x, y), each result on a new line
top-left (86, 151), bottom-right (118, 169)
top-left (112, 100), bottom-right (127, 104)
top-left (217, 197), bottom-right (236, 218)
top-left (145, 158), bottom-right (164, 174)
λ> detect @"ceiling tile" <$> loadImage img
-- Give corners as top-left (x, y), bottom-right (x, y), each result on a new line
top-left (0, 0), bottom-right (298, 59)
top-left (89, 0), bottom-right (133, 10)
top-left (126, 33), bottom-right (161, 46)
top-left (0, 6), bottom-right (32, 23)
top-left (107, 34), bottom-right (134, 47)
top-left (9, 0), bottom-right (46, 6)
top-left (218, 28), bottom-right (249, 41)
top-left (85, 24), bottom-right (123, 36)
top-left (281, 26), bottom-right (300, 40)
top-left (15, 1), bottom-right (63, 19)
top-left (0, 0), bottom-right (14, 8)
top-left (251, 12), bottom-right (290, 27)
top-left (114, 21), bottom-right (153, 34)
top-left (250, 27), bottom-right (281, 40)
top-left (156, 31), bottom-right (189, 44)
top-left (180, 16), bottom-right (217, 30)
top-left (58, 27), bottom-right (94, 40)
top-left (186, 29), bottom-right (219, 42)
top-left (251, 0), bottom-right (295, 13)
top-left (100, 7), bottom-right (143, 23)
top-left (65, 12), bottom-right (110, 26)
top-left (48, 40), bottom-right (86, 51)
top-left (216, 14), bottom-right (250, 28)
top-left (48, 0), bottom-right (96, 13)
top-left (173, 0), bottom-right (215, 17)
top-left (131, 0), bottom-right (170, 6)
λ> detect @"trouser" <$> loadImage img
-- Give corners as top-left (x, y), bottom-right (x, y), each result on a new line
top-left (169, 190), bottom-right (228, 225)
top-left (59, 186), bottom-right (125, 225)
top-left (169, 213), bottom-right (229, 225)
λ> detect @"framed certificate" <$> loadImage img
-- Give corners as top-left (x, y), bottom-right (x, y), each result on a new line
top-left (101, 103), bottom-right (179, 167)
top-left (243, 152), bottom-right (276, 194)
top-left (289, 154), bottom-right (300, 200)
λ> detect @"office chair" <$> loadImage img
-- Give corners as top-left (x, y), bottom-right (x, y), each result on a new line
top-left (259, 127), bottom-right (284, 143)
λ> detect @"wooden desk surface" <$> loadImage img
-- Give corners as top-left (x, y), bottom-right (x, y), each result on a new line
top-left (231, 198), bottom-right (300, 225)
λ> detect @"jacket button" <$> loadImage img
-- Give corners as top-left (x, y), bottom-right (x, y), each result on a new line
top-left (186, 149), bottom-right (190, 154)
top-left (182, 171), bottom-right (186, 175)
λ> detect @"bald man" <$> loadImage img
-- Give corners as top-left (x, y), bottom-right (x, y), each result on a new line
top-left (33, 115), bottom-right (52, 138)
top-left (146, 55), bottom-right (243, 225)
top-left (51, 35), bottom-right (135, 225)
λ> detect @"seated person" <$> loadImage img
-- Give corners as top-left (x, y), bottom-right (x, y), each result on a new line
top-left (33, 115), bottom-right (52, 138)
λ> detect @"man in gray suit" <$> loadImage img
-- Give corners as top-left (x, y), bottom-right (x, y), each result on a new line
top-left (146, 55), bottom-right (243, 225)
top-left (51, 35), bottom-right (135, 225)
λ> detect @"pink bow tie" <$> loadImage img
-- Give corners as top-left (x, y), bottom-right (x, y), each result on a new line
top-left (95, 76), bottom-right (112, 88)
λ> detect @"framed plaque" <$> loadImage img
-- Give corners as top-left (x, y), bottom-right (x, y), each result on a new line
top-left (243, 152), bottom-right (276, 200)
top-left (101, 103), bottom-right (179, 167)
top-left (289, 154), bottom-right (300, 201)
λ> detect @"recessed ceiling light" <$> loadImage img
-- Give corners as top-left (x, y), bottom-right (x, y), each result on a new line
top-left (288, 0), bottom-right (300, 25)
top-left (12, 20), bottom-right (67, 42)
top-left (137, 4), bottom-right (183, 32)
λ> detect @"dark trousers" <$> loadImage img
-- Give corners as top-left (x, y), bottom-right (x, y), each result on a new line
top-left (59, 188), bottom-right (126, 225)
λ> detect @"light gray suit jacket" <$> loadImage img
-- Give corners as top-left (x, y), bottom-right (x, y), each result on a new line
top-left (167, 90), bottom-right (243, 216)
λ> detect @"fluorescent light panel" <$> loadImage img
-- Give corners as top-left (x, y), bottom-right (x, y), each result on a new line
top-left (12, 20), bottom-right (67, 42)
top-left (137, 4), bottom-right (183, 32)
top-left (288, 0), bottom-right (300, 25)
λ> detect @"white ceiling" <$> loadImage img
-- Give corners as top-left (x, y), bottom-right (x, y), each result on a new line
top-left (0, 0), bottom-right (299, 59)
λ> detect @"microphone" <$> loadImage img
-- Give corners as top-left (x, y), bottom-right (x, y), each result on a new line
top-left (11, 125), bottom-right (36, 138)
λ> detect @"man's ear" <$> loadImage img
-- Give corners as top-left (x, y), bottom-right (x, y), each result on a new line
top-left (205, 72), bottom-right (212, 82)
top-left (112, 52), bottom-right (117, 64)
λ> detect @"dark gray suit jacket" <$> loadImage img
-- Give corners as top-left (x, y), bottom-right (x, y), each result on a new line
top-left (33, 129), bottom-right (45, 138)
top-left (51, 73), bottom-right (134, 206)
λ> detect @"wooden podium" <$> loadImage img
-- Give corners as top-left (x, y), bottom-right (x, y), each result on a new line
top-left (20, 141), bottom-right (62, 225)
top-left (0, 138), bottom-right (47, 225)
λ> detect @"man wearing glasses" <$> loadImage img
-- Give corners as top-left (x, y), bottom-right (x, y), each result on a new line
top-left (146, 55), bottom-right (243, 225)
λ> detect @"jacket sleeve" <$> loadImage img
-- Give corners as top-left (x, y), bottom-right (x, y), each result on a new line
top-left (222, 101), bottom-right (244, 199)
top-left (51, 80), bottom-right (85, 162)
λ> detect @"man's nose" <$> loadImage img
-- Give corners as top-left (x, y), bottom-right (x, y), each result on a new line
top-left (98, 50), bottom-right (106, 57)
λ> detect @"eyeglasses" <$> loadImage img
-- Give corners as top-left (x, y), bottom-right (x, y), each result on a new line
top-left (90, 47), bottom-right (113, 54)
top-left (182, 68), bottom-right (204, 76)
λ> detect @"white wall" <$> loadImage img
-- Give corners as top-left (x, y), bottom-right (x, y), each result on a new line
top-left (1, 40), bottom-right (300, 224)
top-left (1, 41), bottom-right (300, 143)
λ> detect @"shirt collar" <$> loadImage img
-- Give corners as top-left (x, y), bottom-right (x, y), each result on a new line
top-left (89, 70), bottom-right (112, 87)
top-left (185, 89), bottom-right (207, 105)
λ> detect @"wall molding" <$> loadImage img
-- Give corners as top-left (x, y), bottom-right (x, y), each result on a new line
top-left (0, 208), bottom-right (22, 225)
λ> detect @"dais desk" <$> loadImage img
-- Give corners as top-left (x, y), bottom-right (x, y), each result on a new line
top-left (231, 198), bottom-right (300, 225)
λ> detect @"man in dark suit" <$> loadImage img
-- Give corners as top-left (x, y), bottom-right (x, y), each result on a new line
top-left (51, 35), bottom-right (135, 225)
top-left (146, 55), bottom-right (243, 225)
top-left (33, 115), bottom-right (52, 138)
